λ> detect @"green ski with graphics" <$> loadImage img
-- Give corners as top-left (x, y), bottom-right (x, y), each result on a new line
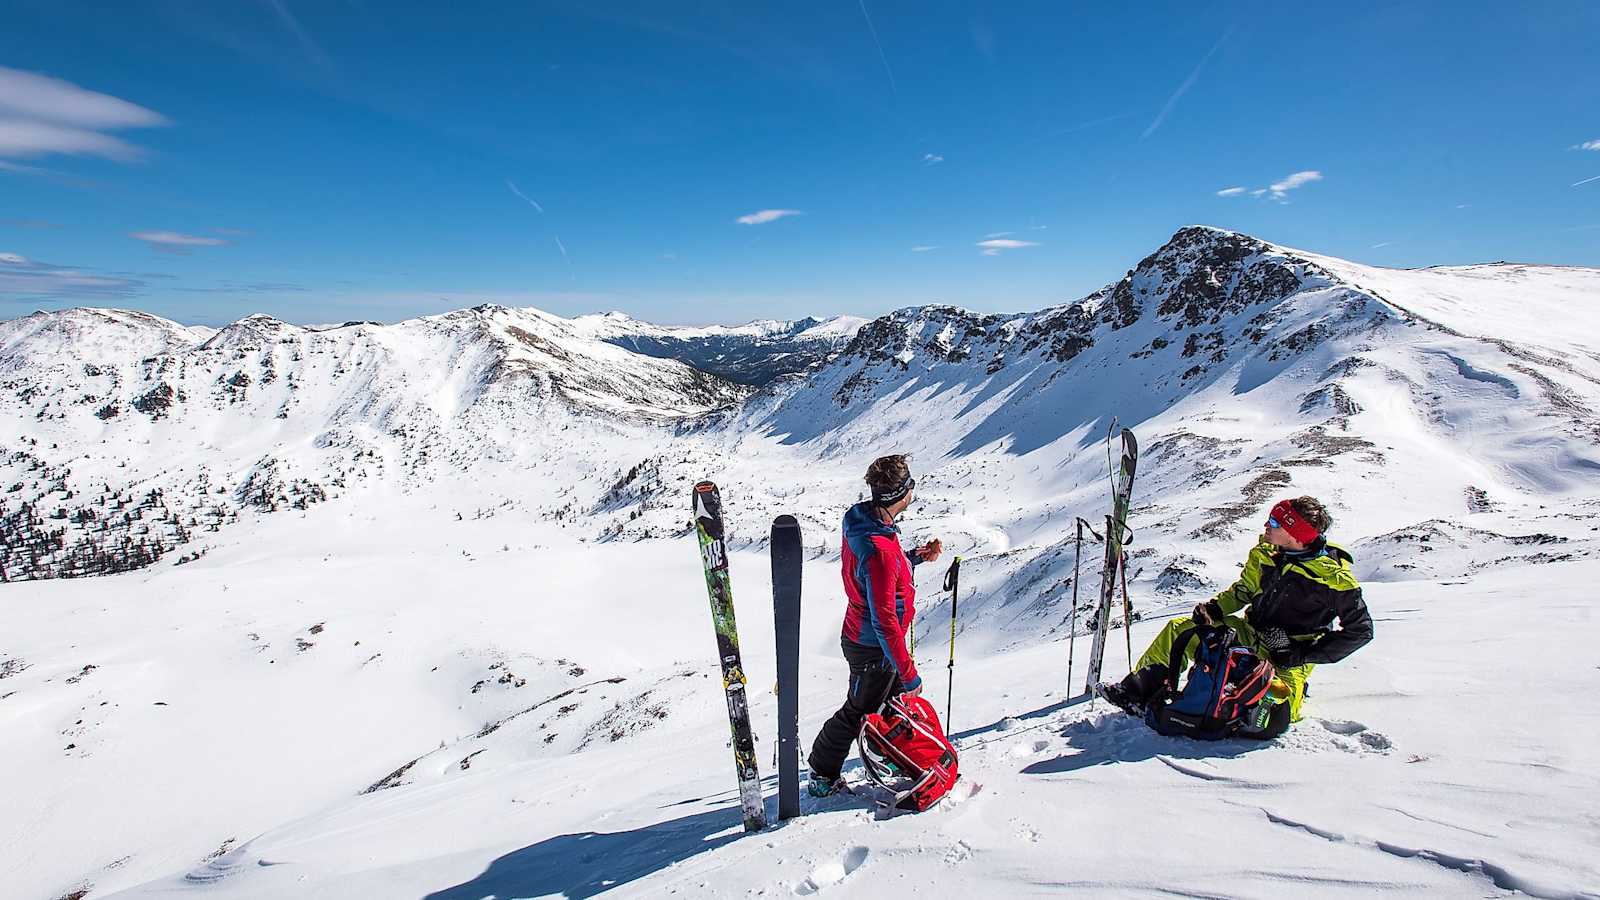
top-left (692, 480), bottom-right (767, 832)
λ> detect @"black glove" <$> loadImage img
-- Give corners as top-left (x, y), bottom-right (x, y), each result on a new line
top-left (1271, 643), bottom-right (1308, 668)
top-left (1192, 601), bottom-right (1224, 626)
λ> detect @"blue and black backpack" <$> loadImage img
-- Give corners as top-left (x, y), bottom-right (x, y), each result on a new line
top-left (1145, 625), bottom-right (1288, 741)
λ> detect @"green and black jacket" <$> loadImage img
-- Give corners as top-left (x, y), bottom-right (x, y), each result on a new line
top-left (1210, 537), bottom-right (1374, 665)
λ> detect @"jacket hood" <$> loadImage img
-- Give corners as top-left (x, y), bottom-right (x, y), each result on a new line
top-left (843, 501), bottom-right (899, 541)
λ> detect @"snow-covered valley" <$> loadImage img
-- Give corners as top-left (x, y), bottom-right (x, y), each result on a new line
top-left (3, 227), bottom-right (1598, 899)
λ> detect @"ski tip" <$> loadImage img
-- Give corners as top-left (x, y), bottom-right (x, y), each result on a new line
top-left (694, 480), bottom-right (718, 493)
top-left (772, 514), bottom-right (799, 528)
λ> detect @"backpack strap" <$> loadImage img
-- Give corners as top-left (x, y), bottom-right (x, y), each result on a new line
top-left (1165, 626), bottom-right (1200, 691)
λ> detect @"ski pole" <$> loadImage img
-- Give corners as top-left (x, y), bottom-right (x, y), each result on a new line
top-left (1119, 548), bottom-right (1133, 668)
top-left (1068, 518), bottom-right (1082, 690)
top-left (943, 556), bottom-right (962, 728)
top-left (1068, 517), bottom-right (1101, 695)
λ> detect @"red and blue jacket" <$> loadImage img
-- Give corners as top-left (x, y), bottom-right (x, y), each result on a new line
top-left (840, 501), bottom-right (924, 691)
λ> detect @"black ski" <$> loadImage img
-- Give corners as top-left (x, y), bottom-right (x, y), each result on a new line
top-left (691, 481), bottom-right (766, 832)
top-left (1085, 427), bottom-right (1138, 696)
top-left (771, 514), bottom-right (803, 820)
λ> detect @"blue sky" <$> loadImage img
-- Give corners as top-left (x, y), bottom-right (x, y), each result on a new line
top-left (1, 1), bottom-right (1597, 326)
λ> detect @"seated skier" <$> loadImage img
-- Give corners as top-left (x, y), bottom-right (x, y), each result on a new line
top-left (806, 454), bottom-right (942, 797)
top-left (1097, 495), bottom-right (1373, 725)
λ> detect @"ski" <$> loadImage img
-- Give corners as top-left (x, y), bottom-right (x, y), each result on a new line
top-left (691, 481), bottom-right (766, 832)
top-left (1084, 427), bottom-right (1138, 696)
top-left (771, 514), bottom-right (803, 820)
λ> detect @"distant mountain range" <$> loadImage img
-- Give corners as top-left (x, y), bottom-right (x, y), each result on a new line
top-left (3, 226), bottom-right (1596, 581)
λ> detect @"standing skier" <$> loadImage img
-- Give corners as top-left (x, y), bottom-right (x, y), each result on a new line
top-left (1097, 496), bottom-right (1372, 725)
top-left (806, 454), bottom-right (942, 797)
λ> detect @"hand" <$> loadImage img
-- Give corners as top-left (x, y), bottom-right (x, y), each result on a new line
top-left (917, 539), bottom-right (943, 562)
top-left (1271, 645), bottom-right (1307, 668)
top-left (901, 684), bottom-right (923, 699)
top-left (1192, 602), bottom-right (1215, 626)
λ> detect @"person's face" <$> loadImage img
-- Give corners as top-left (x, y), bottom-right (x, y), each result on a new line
top-left (886, 486), bottom-right (914, 521)
top-left (1262, 514), bottom-right (1306, 551)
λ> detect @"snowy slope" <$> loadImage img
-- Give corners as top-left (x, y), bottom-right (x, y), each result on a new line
top-left (4, 228), bottom-right (1599, 899)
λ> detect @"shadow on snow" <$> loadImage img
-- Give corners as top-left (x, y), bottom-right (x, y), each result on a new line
top-left (421, 805), bottom-right (746, 900)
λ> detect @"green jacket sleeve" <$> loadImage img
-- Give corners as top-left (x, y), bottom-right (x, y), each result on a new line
top-left (1213, 543), bottom-right (1272, 616)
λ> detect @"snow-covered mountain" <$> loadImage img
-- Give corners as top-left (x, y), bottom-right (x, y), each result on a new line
top-left (5, 228), bottom-right (1600, 900)
top-left (0, 303), bottom-right (748, 579)
top-left (571, 311), bottom-right (867, 385)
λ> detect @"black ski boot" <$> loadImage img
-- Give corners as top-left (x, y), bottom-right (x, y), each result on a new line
top-left (1095, 664), bottom-right (1170, 717)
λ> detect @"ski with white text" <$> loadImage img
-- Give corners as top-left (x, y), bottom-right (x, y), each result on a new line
top-left (1084, 427), bottom-right (1138, 696)
top-left (692, 481), bottom-right (766, 832)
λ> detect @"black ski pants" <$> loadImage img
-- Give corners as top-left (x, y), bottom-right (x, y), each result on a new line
top-left (807, 637), bottom-right (904, 779)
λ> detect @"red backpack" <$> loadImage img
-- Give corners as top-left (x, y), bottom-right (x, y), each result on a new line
top-left (857, 695), bottom-right (960, 811)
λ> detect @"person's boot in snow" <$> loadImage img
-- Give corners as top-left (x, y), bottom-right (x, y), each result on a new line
top-left (1096, 663), bottom-right (1170, 717)
top-left (807, 771), bottom-right (845, 798)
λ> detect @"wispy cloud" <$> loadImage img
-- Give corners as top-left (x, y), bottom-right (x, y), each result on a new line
top-left (0, 252), bottom-right (146, 301)
top-left (977, 239), bottom-right (1039, 256)
top-left (910, 245), bottom-right (937, 252)
top-left (264, 0), bottom-right (333, 70)
top-left (506, 179), bottom-right (545, 213)
top-left (0, 66), bottom-right (167, 164)
top-left (553, 234), bottom-right (573, 280)
top-left (857, 0), bottom-right (898, 96)
top-left (1216, 170), bottom-right (1323, 203)
top-left (1571, 139), bottom-right (1600, 151)
top-left (1370, 242), bottom-right (1393, 249)
top-left (1574, 174), bottom-right (1600, 188)
top-left (1141, 27), bottom-right (1233, 140)
top-left (983, 230), bottom-right (1015, 238)
top-left (922, 152), bottom-right (944, 165)
top-left (130, 230), bottom-right (232, 254)
top-left (736, 208), bottom-right (802, 225)
top-left (1269, 170), bottom-right (1322, 196)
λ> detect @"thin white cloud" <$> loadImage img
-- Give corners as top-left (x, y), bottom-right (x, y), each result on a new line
top-left (1370, 242), bottom-right (1393, 249)
top-left (506, 179), bottom-right (544, 213)
top-left (984, 230), bottom-right (1015, 238)
top-left (1574, 139), bottom-right (1600, 151)
top-left (736, 209), bottom-right (802, 225)
top-left (130, 231), bottom-right (231, 254)
top-left (858, 0), bottom-right (898, 96)
top-left (1141, 27), bottom-right (1234, 140)
top-left (1221, 170), bottom-right (1323, 202)
top-left (265, 0), bottom-right (333, 70)
top-left (1574, 174), bottom-right (1600, 188)
top-left (0, 66), bottom-right (165, 129)
top-left (0, 252), bottom-right (145, 300)
top-left (0, 118), bottom-right (143, 161)
top-left (1455, 203), bottom-right (1472, 209)
top-left (922, 152), bottom-right (944, 165)
top-left (0, 66), bottom-right (166, 164)
top-left (1270, 170), bottom-right (1322, 195)
top-left (910, 245), bottom-right (937, 252)
top-left (977, 239), bottom-right (1039, 256)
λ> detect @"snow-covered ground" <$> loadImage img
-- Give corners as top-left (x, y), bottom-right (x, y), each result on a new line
top-left (4, 227), bottom-right (1598, 898)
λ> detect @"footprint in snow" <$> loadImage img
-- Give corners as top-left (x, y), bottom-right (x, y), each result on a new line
top-left (796, 846), bottom-right (868, 894)
top-left (1317, 718), bottom-right (1394, 752)
top-left (1009, 739), bottom-right (1051, 758)
top-left (1318, 718), bottom-right (1368, 735)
